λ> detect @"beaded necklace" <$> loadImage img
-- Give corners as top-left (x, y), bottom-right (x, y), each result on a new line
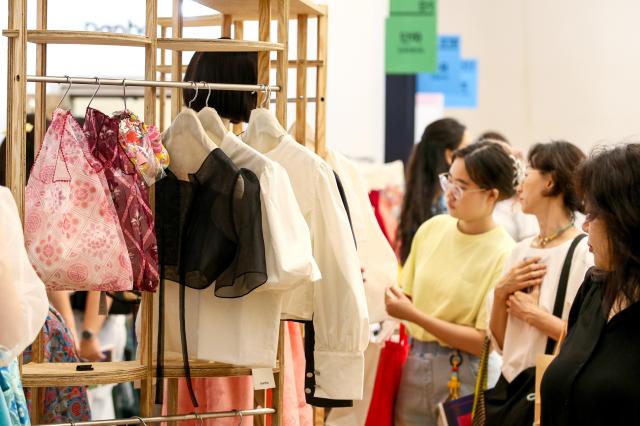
top-left (535, 222), bottom-right (573, 248)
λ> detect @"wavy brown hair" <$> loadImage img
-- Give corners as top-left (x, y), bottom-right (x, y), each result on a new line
top-left (577, 144), bottom-right (640, 312)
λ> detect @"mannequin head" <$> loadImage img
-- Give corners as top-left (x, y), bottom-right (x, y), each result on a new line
top-left (183, 50), bottom-right (258, 123)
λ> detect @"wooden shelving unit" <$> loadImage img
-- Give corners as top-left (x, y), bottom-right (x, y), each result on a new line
top-left (2, 0), bottom-right (326, 424)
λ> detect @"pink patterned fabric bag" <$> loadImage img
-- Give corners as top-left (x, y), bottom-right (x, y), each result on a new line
top-left (24, 109), bottom-right (133, 291)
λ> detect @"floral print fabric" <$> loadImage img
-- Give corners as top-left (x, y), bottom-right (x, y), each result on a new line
top-left (23, 307), bottom-right (92, 423)
top-left (0, 359), bottom-right (30, 426)
top-left (24, 108), bottom-right (133, 291)
top-left (112, 109), bottom-right (169, 186)
top-left (84, 107), bottom-right (159, 292)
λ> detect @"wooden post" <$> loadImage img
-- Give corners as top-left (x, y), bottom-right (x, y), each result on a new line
top-left (6, 0), bottom-right (27, 213)
top-left (257, 0), bottom-right (271, 108)
top-left (295, 15), bottom-right (308, 145)
top-left (233, 20), bottom-right (245, 135)
top-left (222, 14), bottom-right (233, 38)
top-left (159, 25), bottom-right (167, 131)
top-left (272, 322), bottom-right (286, 426)
top-left (167, 378), bottom-right (179, 426)
top-left (171, 0), bottom-right (183, 118)
top-left (314, 6), bottom-right (328, 158)
top-left (276, 0), bottom-right (290, 126)
top-left (34, 0), bottom-right (47, 152)
top-left (140, 0), bottom-right (158, 418)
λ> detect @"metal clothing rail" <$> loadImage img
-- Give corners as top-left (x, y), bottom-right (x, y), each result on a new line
top-left (36, 408), bottom-right (276, 426)
top-left (26, 75), bottom-right (281, 93)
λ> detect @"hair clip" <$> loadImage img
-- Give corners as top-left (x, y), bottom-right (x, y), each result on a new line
top-left (510, 154), bottom-right (526, 188)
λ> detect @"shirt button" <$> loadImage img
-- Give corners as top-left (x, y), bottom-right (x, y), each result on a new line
top-left (306, 372), bottom-right (314, 378)
top-left (305, 388), bottom-right (312, 394)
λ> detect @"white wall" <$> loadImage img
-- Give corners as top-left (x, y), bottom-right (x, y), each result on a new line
top-left (438, 0), bottom-right (640, 153)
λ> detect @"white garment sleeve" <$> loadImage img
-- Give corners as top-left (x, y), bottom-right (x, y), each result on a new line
top-left (258, 163), bottom-right (321, 291)
top-left (330, 152), bottom-right (397, 323)
top-left (311, 167), bottom-right (370, 400)
top-left (0, 187), bottom-right (49, 366)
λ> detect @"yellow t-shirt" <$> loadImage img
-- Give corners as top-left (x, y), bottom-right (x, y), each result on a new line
top-left (401, 215), bottom-right (515, 344)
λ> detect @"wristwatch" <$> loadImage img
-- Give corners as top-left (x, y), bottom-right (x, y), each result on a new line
top-left (81, 329), bottom-right (95, 340)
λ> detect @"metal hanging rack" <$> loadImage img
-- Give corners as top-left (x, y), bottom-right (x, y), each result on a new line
top-left (26, 75), bottom-right (281, 93)
top-left (36, 407), bottom-right (275, 426)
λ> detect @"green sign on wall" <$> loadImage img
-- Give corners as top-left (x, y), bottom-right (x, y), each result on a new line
top-left (385, 14), bottom-right (437, 74)
top-left (389, 0), bottom-right (436, 16)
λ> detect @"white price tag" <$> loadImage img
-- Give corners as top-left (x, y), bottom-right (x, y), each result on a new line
top-left (252, 368), bottom-right (275, 390)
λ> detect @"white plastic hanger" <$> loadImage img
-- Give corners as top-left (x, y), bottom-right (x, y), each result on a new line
top-left (163, 82), bottom-right (218, 181)
top-left (196, 81), bottom-right (229, 144)
top-left (243, 85), bottom-right (287, 154)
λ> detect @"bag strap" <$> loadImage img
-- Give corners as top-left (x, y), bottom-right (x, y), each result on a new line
top-left (471, 335), bottom-right (491, 423)
top-left (544, 234), bottom-right (586, 354)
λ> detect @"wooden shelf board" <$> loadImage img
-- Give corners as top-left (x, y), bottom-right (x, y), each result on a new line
top-left (158, 15), bottom-right (223, 28)
top-left (193, 0), bottom-right (325, 17)
top-left (157, 37), bottom-right (283, 52)
top-left (23, 30), bottom-right (151, 47)
top-left (154, 360), bottom-right (280, 378)
top-left (156, 59), bottom-right (322, 74)
top-left (22, 361), bottom-right (147, 387)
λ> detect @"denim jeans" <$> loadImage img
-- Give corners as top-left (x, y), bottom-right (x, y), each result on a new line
top-left (394, 339), bottom-right (479, 426)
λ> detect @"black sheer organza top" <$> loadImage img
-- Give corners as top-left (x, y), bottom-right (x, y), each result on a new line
top-left (154, 147), bottom-right (267, 407)
top-left (155, 148), bottom-right (267, 297)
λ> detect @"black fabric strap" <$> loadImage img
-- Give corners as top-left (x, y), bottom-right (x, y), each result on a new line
top-left (544, 234), bottom-right (586, 354)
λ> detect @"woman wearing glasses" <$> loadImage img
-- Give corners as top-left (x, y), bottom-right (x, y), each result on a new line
top-left (484, 141), bottom-right (592, 425)
top-left (385, 141), bottom-right (518, 426)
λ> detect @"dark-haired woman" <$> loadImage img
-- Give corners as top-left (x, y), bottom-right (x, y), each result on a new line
top-left (397, 118), bottom-right (470, 264)
top-left (385, 141), bottom-right (517, 425)
top-left (485, 141), bottom-right (593, 425)
top-left (541, 144), bottom-right (640, 425)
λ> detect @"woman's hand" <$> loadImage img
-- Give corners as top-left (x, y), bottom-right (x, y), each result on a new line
top-left (385, 287), bottom-right (417, 322)
top-left (507, 286), bottom-right (541, 324)
top-left (495, 258), bottom-right (546, 302)
top-left (79, 335), bottom-right (105, 362)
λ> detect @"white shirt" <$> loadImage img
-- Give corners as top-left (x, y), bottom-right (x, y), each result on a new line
top-left (249, 134), bottom-right (370, 401)
top-left (325, 149), bottom-right (398, 323)
top-left (493, 199), bottom-right (539, 242)
top-left (488, 236), bottom-right (593, 382)
top-left (150, 132), bottom-right (320, 368)
top-left (0, 186), bottom-right (49, 366)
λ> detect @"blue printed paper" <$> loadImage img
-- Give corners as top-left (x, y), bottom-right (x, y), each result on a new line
top-left (446, 59), bottom-right (478, 108)
top-left (416, 35), bottom-right (461, 94)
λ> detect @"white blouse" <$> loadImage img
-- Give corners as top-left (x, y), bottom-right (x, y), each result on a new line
top-left (488, 235), bottom-right (593, 382)
top-left (152, 132), bottom-right (320, 368)
top-left (0, 186), bottom-right (49, 366)
top-left (249, 135), bottom-right (370, 401)
top-left (325, 149), bottom-right (398, 324)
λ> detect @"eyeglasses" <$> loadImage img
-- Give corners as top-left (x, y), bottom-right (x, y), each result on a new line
top-left (438, 173), bottom-right (487, 201)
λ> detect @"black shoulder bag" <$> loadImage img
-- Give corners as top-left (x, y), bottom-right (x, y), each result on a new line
top-left (483, 234), bottom-right (586, 426)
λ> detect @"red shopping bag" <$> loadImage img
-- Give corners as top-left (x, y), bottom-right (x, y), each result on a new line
top-left (365, 324), bottom-right (409, 426)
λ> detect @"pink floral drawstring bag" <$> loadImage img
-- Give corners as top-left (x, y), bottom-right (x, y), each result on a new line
top-left (24, 109), bottom-right (133, 291)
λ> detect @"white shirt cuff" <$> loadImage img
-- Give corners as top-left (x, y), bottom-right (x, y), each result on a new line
top-left (312, 350), bottom-right (365, 400)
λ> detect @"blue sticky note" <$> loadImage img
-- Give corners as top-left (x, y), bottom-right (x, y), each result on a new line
top-left (416, 35), bottom-right (461, 94)
top-left (446, 59), bottom-right (478, 108)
